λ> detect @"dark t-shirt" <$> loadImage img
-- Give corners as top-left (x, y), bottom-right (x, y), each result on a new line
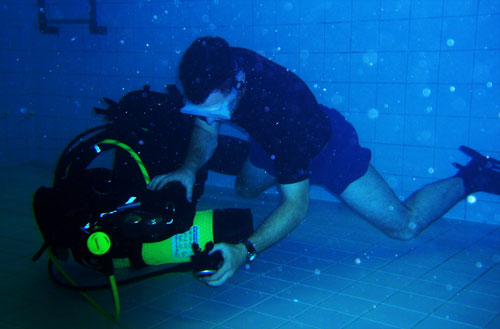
top-left (230, 47), bottom-right (332, 184)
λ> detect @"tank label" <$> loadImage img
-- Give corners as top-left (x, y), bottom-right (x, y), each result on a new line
top-left (172, 225), bottom-right (200, 261)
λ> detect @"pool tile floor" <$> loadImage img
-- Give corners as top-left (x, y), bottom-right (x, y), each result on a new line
top-left (1, 165), bottom-right (499, 328)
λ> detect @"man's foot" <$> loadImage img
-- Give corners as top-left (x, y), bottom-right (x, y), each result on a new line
top-left (454, 146), bottom-right (500, 195)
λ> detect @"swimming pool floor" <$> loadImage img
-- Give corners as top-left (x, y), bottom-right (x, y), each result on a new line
top-left (1, 165), bottom-right (499, 329)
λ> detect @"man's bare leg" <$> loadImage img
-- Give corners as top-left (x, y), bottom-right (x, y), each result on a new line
top-left (339, 165), bottom-right (465, 240)
top-left (235, 159), bottom-right (277, 198)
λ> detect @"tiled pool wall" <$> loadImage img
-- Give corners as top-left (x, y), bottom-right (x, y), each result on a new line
top-left (1, 0), bottom-right (499, 223)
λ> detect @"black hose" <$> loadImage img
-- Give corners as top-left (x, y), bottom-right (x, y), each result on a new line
top-left (48, 260), bottom-right (193, 291)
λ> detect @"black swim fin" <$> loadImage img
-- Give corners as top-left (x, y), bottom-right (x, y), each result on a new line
top-left (454, 145), bottom-right (500, 195)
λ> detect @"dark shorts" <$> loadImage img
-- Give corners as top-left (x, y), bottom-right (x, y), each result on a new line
top-left (249, 105), bottom-right (371, 195)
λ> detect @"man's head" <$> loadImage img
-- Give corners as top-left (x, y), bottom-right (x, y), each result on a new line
top-left (179, 36), bottom-right (236, 104)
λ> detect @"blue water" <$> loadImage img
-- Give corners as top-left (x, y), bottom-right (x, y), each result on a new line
top-left (0, 0), bottom-right (499, 328)
top-left (2, 0), bottom-right (499, 222)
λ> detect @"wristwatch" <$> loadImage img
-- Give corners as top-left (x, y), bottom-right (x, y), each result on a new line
top-left (241, 239), bottom-right (258, 263)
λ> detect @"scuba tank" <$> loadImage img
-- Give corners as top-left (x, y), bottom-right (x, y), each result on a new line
top-left (31, 85), bottom-right (253, 321)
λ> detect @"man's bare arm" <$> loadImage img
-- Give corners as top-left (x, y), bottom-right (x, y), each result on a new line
top-left (182, 118), bottom-right (219, 173)
top-left (248, 179), bottom-right (310, 252)
top-left (147, 118), bottom-right (218, 200)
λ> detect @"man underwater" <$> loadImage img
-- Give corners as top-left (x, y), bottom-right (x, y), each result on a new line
top-left (148, 36), bottom-right (500, 286)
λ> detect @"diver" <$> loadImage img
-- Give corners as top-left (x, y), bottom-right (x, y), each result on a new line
top-left (148, 36), bottom-right (500, 287)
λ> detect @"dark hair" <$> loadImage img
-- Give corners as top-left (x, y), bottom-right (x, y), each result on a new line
top-left (179, 36), bottom-right (235, 104)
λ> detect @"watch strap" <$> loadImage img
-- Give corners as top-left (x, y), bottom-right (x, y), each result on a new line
top-left (242, 239), bottom-right (257, 263)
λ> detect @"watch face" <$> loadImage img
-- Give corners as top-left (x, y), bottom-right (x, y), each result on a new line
top-left (248, 253), bottom-right (257, 262)
top-left (194, 269), bottom-right (217, 278)
top-left (243, 240), bottom-right (257, 263)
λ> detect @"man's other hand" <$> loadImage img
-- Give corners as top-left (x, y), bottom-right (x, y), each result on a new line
top-left (147, 167), bottom-right (196, 202)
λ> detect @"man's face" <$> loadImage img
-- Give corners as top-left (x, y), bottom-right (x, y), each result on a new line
top-left (181, 88), bottom-right (238, 125)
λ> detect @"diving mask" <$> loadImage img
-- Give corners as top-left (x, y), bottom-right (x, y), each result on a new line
top-left (180, 88), bottom-right (237, 121)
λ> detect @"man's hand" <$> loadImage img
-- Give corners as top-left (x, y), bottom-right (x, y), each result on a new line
top-left (198, 242), bottom-right (247, 287)
top-left (147, 167), bottom-right (196, 202)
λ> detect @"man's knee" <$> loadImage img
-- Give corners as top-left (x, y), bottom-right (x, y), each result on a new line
top-left (235, 176), bottom-right (260, 199)
top-left (235, 169), bottom-right (277, 199)
top-left (389, 229), bottom-right (417, 241)
top-left (386, 212), bottom-right (422, 241)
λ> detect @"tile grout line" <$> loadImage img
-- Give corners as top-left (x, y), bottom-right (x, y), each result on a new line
top-left (307, 219), bottom-right (491, 328)
top-left (269, 221), bottom-right (453, 327)
top-left (411, 225), bottom-right (500, 328)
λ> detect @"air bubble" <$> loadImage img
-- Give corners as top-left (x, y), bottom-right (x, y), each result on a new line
top-left (467, 195), bottom-right (477, 204)
top-left (446, 39), bottom-right (455, 47)
top-left (449, 86), bottom-right (455, 92)
top-left (368, 108), bottom-right (379, 119)
top-left (355, 258), bottom-right (361, 264)
top-left (422, 88), bottom-right (431, 97)
top-left (428, 167), bottom-right (435, 174)
top-left (362, 52), bottom-right (378, 66)
top-left (486, 81), bottom-right (493, 88)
